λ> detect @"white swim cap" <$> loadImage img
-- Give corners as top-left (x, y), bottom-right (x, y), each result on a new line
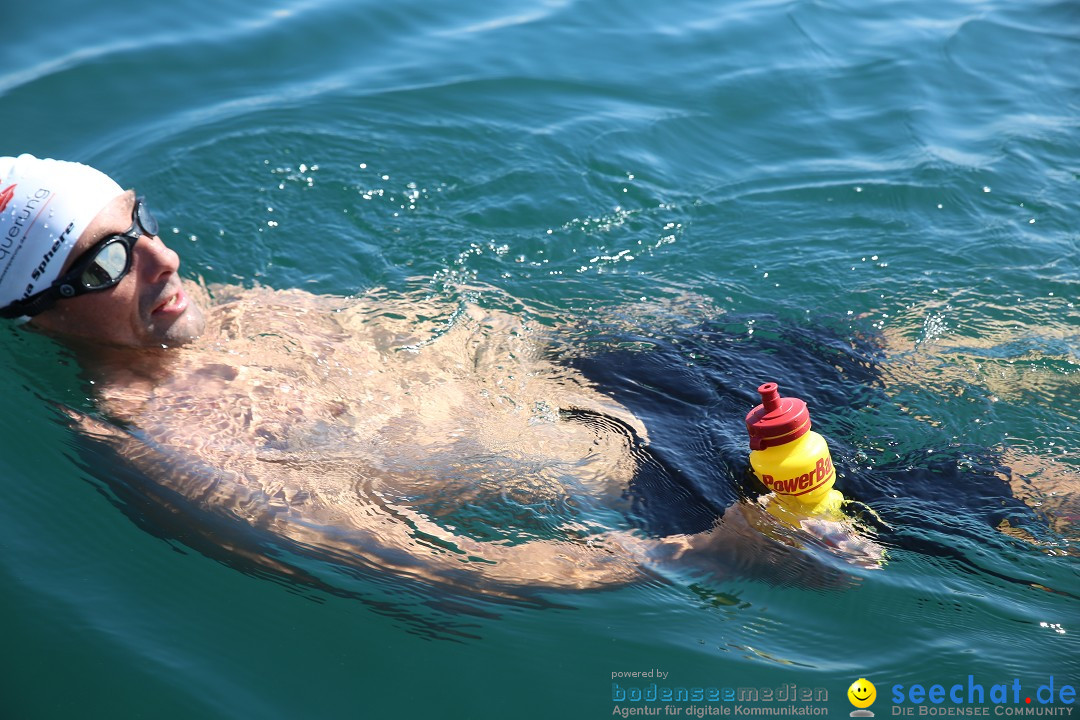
top-left (0, 154), bottom-right (125, 312)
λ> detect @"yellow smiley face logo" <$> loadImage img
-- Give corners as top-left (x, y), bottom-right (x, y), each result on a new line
top-left (848, 678), bottom-right (877, 709)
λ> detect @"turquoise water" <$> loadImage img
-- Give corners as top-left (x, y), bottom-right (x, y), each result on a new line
top-left (2, 0), bottom-right (1078, 718)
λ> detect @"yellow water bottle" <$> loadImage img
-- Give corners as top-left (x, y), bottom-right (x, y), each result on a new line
top-left (745, 382), bottom-right (843, 517)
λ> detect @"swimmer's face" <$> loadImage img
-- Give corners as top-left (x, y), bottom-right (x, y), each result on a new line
top-left (31, 191), bottom-right (206, 347)
top-left (847, 679), bottom-right (876, 709)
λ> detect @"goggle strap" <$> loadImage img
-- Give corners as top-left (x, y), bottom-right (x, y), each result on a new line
top-left (0, 290), bottom-right (58, 319)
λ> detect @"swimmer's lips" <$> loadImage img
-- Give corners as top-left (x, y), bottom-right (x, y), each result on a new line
top-left (152, 287), bottom-right (188, 317)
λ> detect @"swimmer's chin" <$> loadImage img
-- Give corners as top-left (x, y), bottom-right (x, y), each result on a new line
top-left (151, 306), bottom-right (206, 348)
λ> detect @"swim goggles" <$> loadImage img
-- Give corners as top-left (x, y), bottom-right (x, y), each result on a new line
top-left (0, 196), bottom-right (159, 319)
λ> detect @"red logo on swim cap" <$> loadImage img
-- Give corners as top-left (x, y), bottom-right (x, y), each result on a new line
top-left (0, 184), bottom-right (15, 213)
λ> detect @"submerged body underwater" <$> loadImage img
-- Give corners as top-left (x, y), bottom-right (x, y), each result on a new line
top-left (64, 282), bottom-right (1070, 609)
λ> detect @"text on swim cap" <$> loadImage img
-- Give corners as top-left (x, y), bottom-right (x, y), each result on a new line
top-left (0, 188), bottom-right (50, 263)
top-left (20, 221), bottom-right (75, 300)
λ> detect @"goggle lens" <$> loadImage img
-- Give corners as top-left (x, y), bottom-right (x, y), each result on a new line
top-left (75, 198), bottom-right (159, 290)
top-left (81, 241), bottom-right (129, 289)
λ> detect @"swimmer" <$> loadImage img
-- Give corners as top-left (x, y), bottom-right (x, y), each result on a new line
top-left (0, 154), bottom-right (885, 596)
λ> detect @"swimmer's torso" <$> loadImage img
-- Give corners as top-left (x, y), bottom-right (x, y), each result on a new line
top-left (93, 286), bottom-right (644, 541)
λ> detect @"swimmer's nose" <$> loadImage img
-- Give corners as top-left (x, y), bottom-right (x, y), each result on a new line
top-left (135, 235), bottom-right (181, 284)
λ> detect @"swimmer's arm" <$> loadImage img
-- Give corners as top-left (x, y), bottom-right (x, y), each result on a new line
top-left (62, 411), bottom-right (875, 591)
top-left (347, 501), bottom-right (879, 592)
top-left (322, 501), bottom-right (652, 592)
top-left (62, 408), bottom-right (642, 591)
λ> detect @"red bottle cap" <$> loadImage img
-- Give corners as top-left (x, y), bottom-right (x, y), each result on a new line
top-left (745, 382), bottom-right (812, 451)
